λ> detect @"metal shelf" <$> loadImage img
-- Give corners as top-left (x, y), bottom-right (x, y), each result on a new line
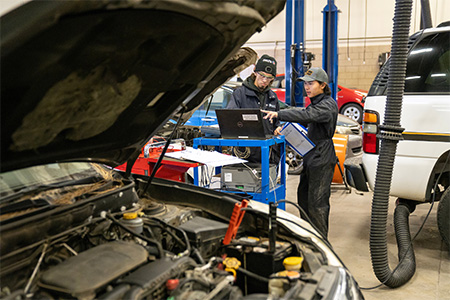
top-left (193, 137), bottom-right (286, 209)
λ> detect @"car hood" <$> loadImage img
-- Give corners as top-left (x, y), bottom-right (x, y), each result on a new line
top-left (1, 0), bottom-right (284, 173)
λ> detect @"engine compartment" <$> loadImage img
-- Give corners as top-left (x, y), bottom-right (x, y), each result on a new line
top-left (0, 169), bottom-right (331, 300)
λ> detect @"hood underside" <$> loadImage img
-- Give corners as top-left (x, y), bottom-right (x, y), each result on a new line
top-left (1, 0), bottom-right (285, 172)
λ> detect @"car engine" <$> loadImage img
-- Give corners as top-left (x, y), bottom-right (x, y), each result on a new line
top-left (0, 166), bottom-right (334, 300)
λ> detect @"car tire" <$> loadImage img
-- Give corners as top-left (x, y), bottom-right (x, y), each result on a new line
top-left (341, 103), bottom-right (363, 124)
top-left (286, 146), bottom-right (303, 175)
top-left (437, 186), bottom-right (450, 250)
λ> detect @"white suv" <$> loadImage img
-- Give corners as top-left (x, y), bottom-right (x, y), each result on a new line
top-left (345, 24), bottom-right (450, 247)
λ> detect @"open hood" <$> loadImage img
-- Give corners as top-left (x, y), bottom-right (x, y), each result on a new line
top-left (1, 0), bottom-right (285, 172)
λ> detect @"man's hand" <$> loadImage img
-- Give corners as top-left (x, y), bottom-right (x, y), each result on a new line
top-left (261, 110), bottom-right (278, 123)
top-left (274, 126), bottom-right (282, 136)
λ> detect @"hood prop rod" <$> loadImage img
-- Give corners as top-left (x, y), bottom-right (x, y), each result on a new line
top-left (140, 105), bottom-right (187, 196)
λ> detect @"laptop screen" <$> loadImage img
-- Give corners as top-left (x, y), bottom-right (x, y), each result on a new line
top-left (215, 109), bottom-right (267, 139)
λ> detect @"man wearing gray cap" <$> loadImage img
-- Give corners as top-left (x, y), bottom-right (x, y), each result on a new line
top-left (263, 67), bottom-right (338, 238)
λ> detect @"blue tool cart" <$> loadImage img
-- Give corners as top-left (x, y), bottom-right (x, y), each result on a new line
top-left (193, 136), bottom-right (286, 210)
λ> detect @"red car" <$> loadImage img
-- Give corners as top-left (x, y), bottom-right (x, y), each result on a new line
top-left (271, 74), bottom-right (367, 123)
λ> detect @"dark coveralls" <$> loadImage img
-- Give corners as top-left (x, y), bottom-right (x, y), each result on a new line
top-left (277, 93), bottom-right (338, 238)
top-left (227, 76), bottom-right (281, 163)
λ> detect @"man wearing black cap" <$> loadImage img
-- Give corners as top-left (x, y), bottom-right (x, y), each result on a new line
top-left (263, 67), bottom-right (338, 238)
top-left (226, 54), bottom-right (281, 163)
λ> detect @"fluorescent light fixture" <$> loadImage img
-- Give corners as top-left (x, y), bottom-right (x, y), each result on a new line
top-left (405, 76), bottom-right (421, 80)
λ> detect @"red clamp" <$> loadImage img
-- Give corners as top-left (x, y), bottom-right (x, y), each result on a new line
top-left (223, 199), bottom-right (249, 245)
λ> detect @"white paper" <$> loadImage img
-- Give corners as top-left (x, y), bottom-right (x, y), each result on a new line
top-left (165, 147), bottom-right (247, 167)
top-left (280, 123), bottom-right (315, 156)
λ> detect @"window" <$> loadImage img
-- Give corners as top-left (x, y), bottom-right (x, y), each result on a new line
top-left (271, 76), bottom-right (285, 88)
top-left (201, 88), bottom-right (232, 111)
top-left (404, 32), bottom-right (450, 93)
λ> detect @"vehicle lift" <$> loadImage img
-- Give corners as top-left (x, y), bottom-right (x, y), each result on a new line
top-left (285, 0), bottom-right (339, 107)
top-left (285, 0), bottom-right (348, 190)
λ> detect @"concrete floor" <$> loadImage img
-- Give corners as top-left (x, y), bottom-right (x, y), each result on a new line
top-left (284, 175), bottom-right (450, 300)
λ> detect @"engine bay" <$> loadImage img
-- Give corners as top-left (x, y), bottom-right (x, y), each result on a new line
top-left (0, 166), bottom-right (333, 300)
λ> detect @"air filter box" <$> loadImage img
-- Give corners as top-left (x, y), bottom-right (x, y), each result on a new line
top-left (178, 216), bottom-right (229, 258)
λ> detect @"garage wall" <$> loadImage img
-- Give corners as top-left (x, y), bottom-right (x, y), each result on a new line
top-left (244, 0), bottom-right (450, 91)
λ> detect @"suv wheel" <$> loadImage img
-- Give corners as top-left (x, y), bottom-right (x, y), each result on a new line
top-left (341, 103), bottom-right (363, 124)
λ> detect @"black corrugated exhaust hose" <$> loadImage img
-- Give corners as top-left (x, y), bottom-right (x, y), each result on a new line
top-left (370, 0), bottom-right (414, 288)
top-left (420, 0), bottom-right (433, 29)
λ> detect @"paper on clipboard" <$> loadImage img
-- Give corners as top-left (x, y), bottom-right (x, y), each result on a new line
top-left (280, 122), bottom-right (315, 156)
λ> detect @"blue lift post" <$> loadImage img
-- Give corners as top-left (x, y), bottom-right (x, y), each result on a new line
top-left (285, 0), bottom-right (305, 107)
top-left (322, 0), bottom-right (339, 101)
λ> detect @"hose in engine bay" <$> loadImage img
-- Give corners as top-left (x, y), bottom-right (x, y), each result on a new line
top-left (105, 213), bottom-right (164, 258)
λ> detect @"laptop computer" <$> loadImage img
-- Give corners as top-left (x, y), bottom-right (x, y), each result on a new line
top-left (215, 109), bottom-right (273, 139)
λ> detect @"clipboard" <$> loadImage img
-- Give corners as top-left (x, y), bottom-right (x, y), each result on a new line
top-left (280, 122), bottom-right (315, 156)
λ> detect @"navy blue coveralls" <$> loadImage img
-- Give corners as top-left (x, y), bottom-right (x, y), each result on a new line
top-left (277, 93), bottom-right (338, 238)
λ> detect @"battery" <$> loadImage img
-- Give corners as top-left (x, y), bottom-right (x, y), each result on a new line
top-left (224, 237), bottom-right (293, 295)
top-left (221, 163), bottom-right (277, 192)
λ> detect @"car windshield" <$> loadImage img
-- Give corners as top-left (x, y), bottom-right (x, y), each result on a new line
top-left (0, 162), bottom-right (111, 203)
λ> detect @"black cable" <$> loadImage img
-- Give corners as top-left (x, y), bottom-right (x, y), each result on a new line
top-left (237, 267), bottom-right (269, 283)
top-left (276, 199), bottom-right (328, 242)
top-left (360, 153), bottom-right (450, 290)
top-left (146, 216), bottom-right (192, 256)
top-left (143, 219), bottom-right (187, 250)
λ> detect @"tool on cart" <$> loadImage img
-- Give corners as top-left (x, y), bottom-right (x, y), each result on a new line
top-left (223, 199), bottom-right (249, 245)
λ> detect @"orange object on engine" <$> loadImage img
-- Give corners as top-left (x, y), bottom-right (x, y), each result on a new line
top-left (223, 199), bottom-right (249, 245)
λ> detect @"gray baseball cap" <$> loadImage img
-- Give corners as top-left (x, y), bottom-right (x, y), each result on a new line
top-left (298, 67), bottom-right (329, 83)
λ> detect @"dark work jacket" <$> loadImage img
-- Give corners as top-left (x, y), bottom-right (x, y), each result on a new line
top-left (227, 77), bottom-right (281, 134)
top-left (277, 93), bottom-right (338, 167)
